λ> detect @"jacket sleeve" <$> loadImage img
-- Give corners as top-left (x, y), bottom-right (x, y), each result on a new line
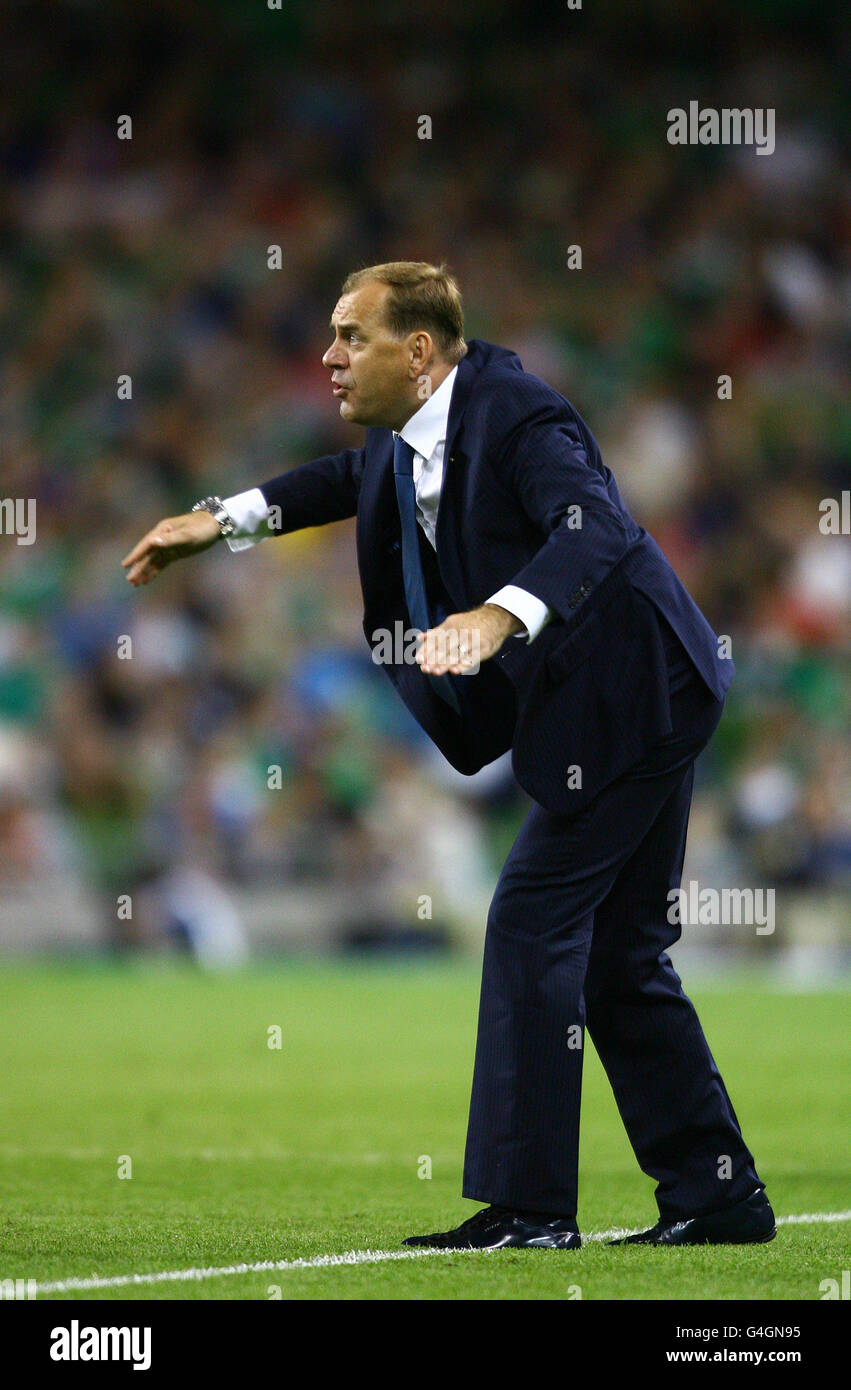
top-left (490, 383), bottom-right (631, 624)
top-left (257, 448), bottom-right (366, 534)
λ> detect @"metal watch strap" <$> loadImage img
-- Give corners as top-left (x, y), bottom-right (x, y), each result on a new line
top-left (191, 495), bottom-right (236, 538)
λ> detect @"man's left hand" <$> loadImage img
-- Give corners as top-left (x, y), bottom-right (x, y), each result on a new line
top-left (416, 603), bottom-right (523, 677)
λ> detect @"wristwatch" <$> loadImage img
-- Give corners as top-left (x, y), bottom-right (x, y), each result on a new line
top-left (191, 495), bottom-right (237, 538)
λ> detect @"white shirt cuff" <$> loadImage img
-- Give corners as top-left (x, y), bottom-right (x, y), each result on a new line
top-left (221, 488), bottom-right (272, 552)
top-left (485, 585), bottom-right (553, 643)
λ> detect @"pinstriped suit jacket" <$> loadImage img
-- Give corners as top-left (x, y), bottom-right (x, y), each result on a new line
top-left (255, 340), bottom-right (732, 812)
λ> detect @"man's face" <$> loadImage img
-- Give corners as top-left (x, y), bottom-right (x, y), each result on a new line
top-left (322, 281), bottom-right (415, 430)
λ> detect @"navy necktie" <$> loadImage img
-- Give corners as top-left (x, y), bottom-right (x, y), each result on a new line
top-left (393, 435), bottom-right (460, 713)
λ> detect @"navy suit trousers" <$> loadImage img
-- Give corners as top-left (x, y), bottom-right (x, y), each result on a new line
top-left (462, 622), bottom-right (763, 1220)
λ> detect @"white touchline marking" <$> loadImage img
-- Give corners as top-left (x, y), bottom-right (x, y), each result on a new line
top-left (34, 1211), bottom-right (851, 1296)
top-left (36, 1248), bottom-right (457, 1294)
top-left (775, 1211), bottom-right (851, 1225)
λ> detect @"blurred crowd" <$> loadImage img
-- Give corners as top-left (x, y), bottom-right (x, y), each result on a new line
top-left (0, 0), bottom-right (848, 955)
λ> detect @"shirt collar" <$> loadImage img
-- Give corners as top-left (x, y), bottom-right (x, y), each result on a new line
top-left (396, 365), bottom-right (458, 460)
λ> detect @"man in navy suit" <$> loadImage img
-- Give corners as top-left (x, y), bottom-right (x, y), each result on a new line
top-left (124, 262), bottom-right (774, 1250)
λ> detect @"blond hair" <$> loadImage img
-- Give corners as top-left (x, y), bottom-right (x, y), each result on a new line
top-left (341, 261), bottom-right (467, 364)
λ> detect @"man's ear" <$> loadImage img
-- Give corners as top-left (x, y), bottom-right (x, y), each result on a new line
top-left (408, 331), bottom-right (433, 376)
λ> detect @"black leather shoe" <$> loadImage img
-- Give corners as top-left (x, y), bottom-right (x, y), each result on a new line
top-left (403, 1205), bottom-right (581, 1250)
top-left (610, 1189), bottom-right (776, 1246)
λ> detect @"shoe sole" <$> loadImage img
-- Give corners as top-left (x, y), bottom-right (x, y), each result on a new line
top-left (613, 1226), bottom-right (777, 1248)
top-left (402, 1236), bottom-right (581, 1250)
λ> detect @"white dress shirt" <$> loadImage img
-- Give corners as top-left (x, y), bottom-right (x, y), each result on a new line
top-left (222, 364), bottom-right (552, 642)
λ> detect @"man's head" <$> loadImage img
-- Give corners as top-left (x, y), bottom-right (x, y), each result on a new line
top-left (322, 261), bottom-right (467, 430)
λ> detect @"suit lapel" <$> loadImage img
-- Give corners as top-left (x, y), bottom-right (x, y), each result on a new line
top-left (434, 347), bottom-right (478, 577)
top-left (358, 427), bottom-right (396, 533)
top-left (443, 347), bottom-right (478, 470)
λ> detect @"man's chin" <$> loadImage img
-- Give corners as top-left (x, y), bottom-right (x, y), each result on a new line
top-left (339, 398), bottom-right (369, 425)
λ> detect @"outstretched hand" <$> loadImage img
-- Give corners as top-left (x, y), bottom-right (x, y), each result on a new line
top-left (416, 603), bottom-right (523, 677)
top-left (121, 511), bottom-right (222, 587)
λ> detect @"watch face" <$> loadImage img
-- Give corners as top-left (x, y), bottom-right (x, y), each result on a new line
top-left (194, 498), bottom-right (233, 532)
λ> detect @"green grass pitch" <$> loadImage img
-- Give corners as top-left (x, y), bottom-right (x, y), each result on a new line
top-left (0, 961), bottom-right (847, 1300)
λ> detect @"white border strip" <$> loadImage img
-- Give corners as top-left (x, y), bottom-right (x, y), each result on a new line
top-left (33, 1210), bottom-right (851, 1296)
top-left (37, 1247), bottom-right (449, 1295)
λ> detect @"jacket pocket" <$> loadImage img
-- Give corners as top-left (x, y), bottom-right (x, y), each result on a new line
top-left (545, 608), bottom-right (600, 680)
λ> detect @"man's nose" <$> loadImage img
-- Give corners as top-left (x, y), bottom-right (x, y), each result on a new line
top-left (323, 341), bottom-right (346, 368)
